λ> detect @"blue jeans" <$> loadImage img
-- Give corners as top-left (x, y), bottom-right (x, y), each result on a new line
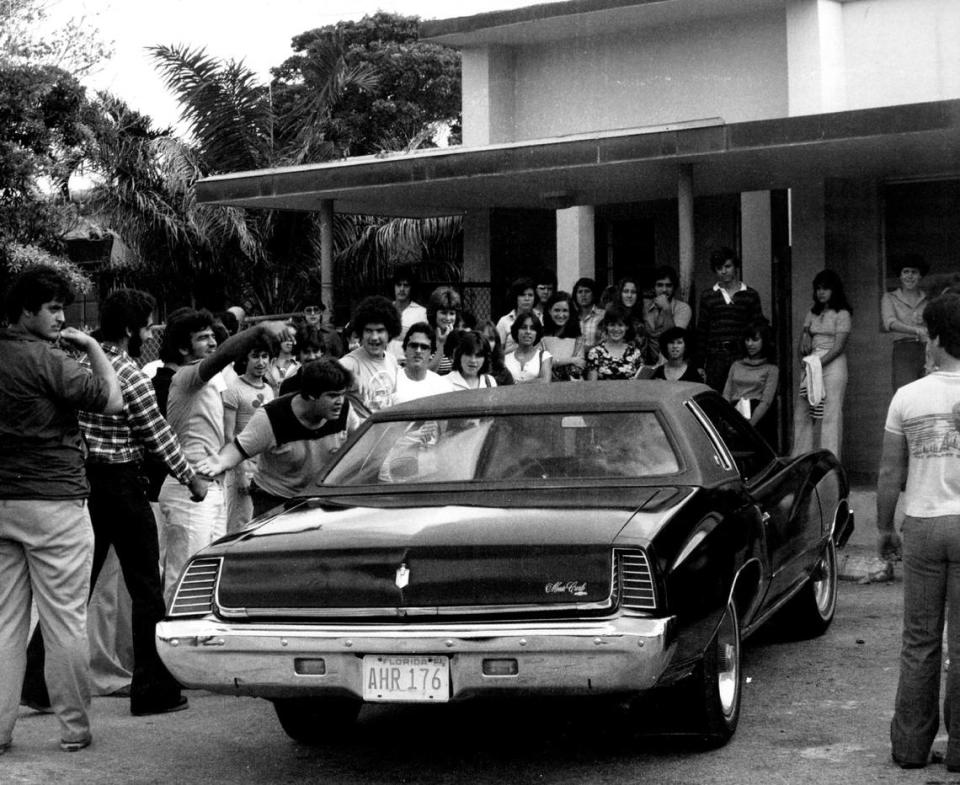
top-left (892, 515), bottom-right (960, 766)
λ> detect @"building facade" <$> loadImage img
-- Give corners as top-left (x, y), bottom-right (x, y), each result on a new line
top-left (197, 0), bottom-right (960, 481)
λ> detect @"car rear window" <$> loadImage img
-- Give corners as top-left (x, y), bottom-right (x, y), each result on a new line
top-left (324, 411), bottom-right (680, 486)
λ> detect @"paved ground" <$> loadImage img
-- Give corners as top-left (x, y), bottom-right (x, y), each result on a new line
top-left (7, 488), bottom-right (959, 785)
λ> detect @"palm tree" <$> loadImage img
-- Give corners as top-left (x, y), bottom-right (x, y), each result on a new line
top-left (169, 42), bottom-right (465, 316)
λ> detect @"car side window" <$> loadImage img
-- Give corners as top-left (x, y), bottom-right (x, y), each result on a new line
top-left (694, 395), bottom-right (776, 482)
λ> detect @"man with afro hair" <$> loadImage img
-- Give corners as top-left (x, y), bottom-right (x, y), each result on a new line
top-left (339, 295), bottom-right (401, 418)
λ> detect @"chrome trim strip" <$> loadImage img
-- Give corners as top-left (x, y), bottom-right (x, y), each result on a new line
top-left (684, 400), bottom-right (735, 472)
top-left (215, 596), bottom-right (616, 620)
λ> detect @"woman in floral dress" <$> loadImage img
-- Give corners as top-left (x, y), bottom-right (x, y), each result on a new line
top-left (586, 304), bottom-right (647, 380)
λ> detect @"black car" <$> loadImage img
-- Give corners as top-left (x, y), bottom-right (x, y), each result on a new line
top-left (157, 381), bottom-right (853, 748)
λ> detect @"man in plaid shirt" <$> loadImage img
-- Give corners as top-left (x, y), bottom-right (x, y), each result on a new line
top-left (21, 289), bottom-right (205, 717)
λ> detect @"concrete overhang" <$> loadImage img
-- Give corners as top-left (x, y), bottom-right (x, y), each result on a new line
top-left (420, 0), bottom-right (789, 47)
top-left (195, 99), bottom-right (960, 218)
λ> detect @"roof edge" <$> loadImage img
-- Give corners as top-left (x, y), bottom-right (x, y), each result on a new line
top-left (421, 0), bottom-right (668, 41)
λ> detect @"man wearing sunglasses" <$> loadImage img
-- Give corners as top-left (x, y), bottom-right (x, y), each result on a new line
top-left (394, 322), bottom-right (453, 403)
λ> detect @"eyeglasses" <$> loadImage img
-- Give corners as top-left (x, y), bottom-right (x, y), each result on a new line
top-left (303, 306), bottom-right (323, 315)
top-left (406, 342), bottom-right (432, 351)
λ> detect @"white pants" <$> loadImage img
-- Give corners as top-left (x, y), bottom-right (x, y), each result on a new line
top-left (792, 354), bottom-right (848, 459)
top-left (157, 477), bottom-right (225, 607)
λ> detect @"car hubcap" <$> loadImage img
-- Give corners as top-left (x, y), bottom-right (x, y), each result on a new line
top-left (813, 543), bottom-right (836, 618)
top-left (716, 608), bottom-right (739, 719)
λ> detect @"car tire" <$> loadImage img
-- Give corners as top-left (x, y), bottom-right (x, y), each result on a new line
top-left (272, 697), bottom-right (361, 746)
top-left (785, 537), bottom-right (838, 638)
top-left (686, 598), bottom-right (742, 748)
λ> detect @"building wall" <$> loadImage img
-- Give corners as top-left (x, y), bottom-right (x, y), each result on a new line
top-left (842, 0), bottom-right (960, 111)
top-left (508, 10), bottom-right (788, 141)
top-left (823, 177), bottom-right (886, 484)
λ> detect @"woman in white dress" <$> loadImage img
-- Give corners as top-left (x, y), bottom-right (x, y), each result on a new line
top-left (504, 313), bottom-right (552, 384)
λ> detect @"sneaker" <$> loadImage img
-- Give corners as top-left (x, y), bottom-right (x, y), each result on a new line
top-left (60, 736), bottom-right (91, 752)
top-left (130, 695), bottom-right (189, 717)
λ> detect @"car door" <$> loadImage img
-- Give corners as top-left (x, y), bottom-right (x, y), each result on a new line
top-left (692, 394), bottom-right (820, 609)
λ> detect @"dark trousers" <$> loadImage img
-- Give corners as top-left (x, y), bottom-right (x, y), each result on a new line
top-left (22, 462), bottom-right (182, 710)
top-left (704, 348), bottom-right (738, 392)
top-left (892, 340), bottom-right (926, 392)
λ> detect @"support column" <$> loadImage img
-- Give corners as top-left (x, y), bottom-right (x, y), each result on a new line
top-left (740, 190), bottom-right (773, 312)
top-left (677, 165), bottom-right (695, 303)
top-left (319, 199), bottom-right (335, 317)
top-left (556, 205), bottom-right (595, 290)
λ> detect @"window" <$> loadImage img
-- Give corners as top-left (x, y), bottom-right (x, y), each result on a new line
top-left (693, 394), bottom-right (776, 482)
top-left (323, 411), bottom-right (681, 486)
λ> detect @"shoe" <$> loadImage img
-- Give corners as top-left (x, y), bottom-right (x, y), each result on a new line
top-left (892, 752), bottom-right (927, 769)
top-left (131, 695), bottom-right (189, 716)
top-left (60, 736), bottom-right (91, 752)
top-left (0, 741), bottom-right (11, 755)
top-left (20, 697), bottom-right (52, 714)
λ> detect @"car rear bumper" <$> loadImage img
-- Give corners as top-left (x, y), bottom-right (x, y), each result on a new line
top-left (156, 615), bottom-right (677, 701)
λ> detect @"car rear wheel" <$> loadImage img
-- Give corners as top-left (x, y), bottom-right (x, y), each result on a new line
top-left (686, 598), bottom-right (742, 747)
top-left (786, 538), bottom-right (838, 638)
top-left (272, 697), bottom-right (361, 746)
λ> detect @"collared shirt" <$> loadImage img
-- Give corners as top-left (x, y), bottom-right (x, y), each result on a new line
top-left (643, 297), bottom-right (692, 337)
top-left (697, 283), bottom-right (764, 353)
top-left (881, 288), bottom-right (927, 336)
top-left (579, 306), bottom-right (604, 350)
top-left (0, 325), bottom-right (111, 499)
top-left (79, 343), bottom-right (195, 485)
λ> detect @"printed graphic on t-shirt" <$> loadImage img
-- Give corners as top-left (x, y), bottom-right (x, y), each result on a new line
top-left (364, 370), bottom-right (397, 411)
top-left (903, 410), bottom-right (960, 458)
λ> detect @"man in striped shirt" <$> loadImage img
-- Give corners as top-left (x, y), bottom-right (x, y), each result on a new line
top-left (21, 289), bottom-right (206, 718)
top-left (696, 247), bottom-right (764, 391)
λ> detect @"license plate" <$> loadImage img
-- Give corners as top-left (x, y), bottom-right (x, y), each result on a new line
top-left (361, 655), bottom-right (450, 703)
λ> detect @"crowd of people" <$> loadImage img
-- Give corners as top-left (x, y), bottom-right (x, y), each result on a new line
top-left (0, 248), bottom-right (948, 761)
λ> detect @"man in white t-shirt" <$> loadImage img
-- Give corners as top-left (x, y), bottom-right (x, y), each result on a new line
top-left (157, 309), bottom-right (291, 604)
top-left (878, 292), bottom-right (960, 771)
top-left (339, 296), bottom-right (400, 418)
top-left (394, 322), bottom-right (453, 403)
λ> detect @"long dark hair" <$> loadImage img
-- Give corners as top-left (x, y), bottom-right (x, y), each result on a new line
top-left (542, 291), bottom-right (582, 339)
top-left (811, 270), bottom-right (853, 315)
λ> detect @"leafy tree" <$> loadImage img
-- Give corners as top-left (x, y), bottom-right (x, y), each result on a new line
top-left (0, 0), bottom-right (113, 76)
top-left (272, 12), bottom-right (462, 157)
top-left (0, 61), bottom-right (96, 292)
top-left (137, 36), bottom-right (462, 317)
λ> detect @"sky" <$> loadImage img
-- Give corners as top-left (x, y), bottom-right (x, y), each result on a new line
top-left (57, 0), bottom-right (540, 130)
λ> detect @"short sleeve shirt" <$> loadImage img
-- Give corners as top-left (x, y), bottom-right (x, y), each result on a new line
top-left (339, 348), bottom-right (399, 416)
top-left (394, 370), bottom-right (454, 403)
top-left (166, 363), bottom-right (228, 464)
top-left (804, 308), bottom-right (851, 356)
top-left (885, 371), bottom-right (960, 517)
top-left (222, 376), bottom-right (274, 434)
top-left (238, 395), bottom-right (361, 498)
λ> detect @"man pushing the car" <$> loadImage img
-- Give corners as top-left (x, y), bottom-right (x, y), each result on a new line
top-left (195, 358), bottom-right (361, 517)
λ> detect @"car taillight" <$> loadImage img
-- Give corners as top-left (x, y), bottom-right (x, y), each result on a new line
top-left (168, 557), bottom-right (221, 617)
top-left (614, 549), bottom-right (657, 611)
